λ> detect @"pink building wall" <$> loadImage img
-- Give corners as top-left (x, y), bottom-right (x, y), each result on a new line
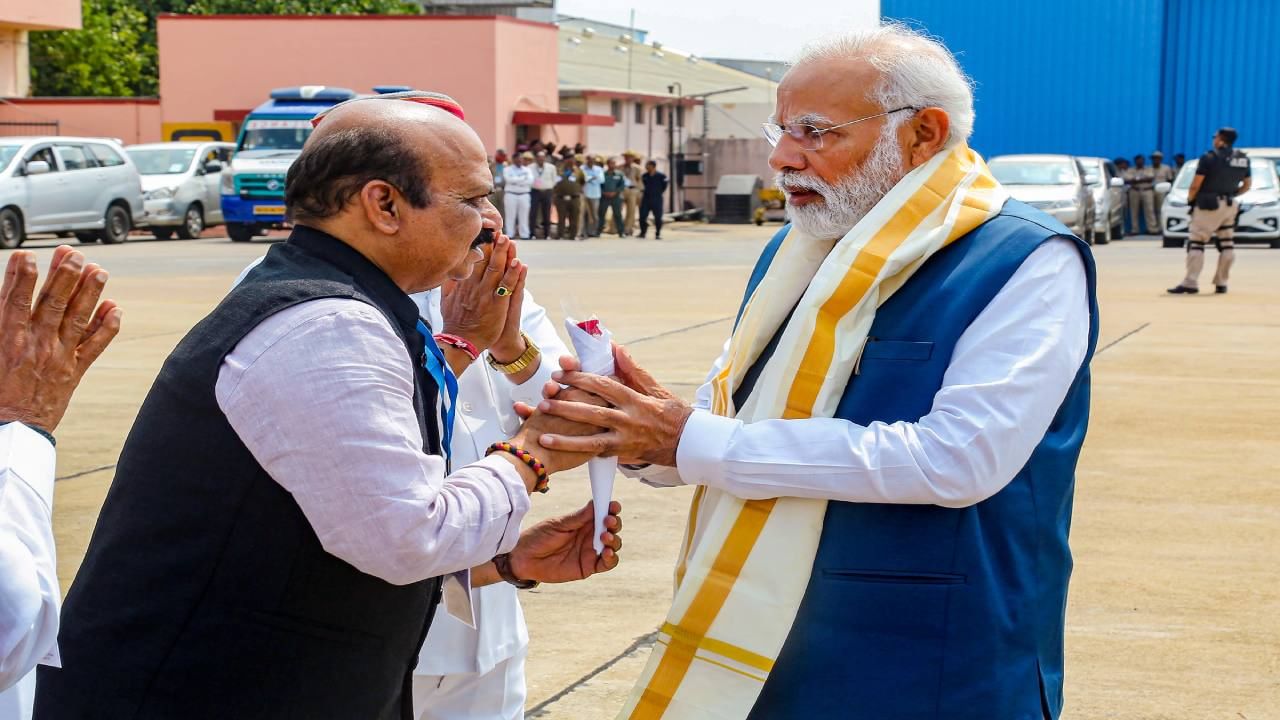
top-left (1, 0), bottom-right (81, 31)
top-left (156, 14), bottom-right (560, 154)
top-left (0, 98), bottom-right (161, 144)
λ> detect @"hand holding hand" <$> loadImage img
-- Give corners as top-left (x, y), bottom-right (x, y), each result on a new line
top-left (509, 500), bottom-right (622, 583)
top-left (0, 247), bottom-right (122, 433)
top-left (440, 234), bottom-right (525, 353)
top-left (533, 347), bottom-right (692, 467)
top-left (508, 387), bottom-right (607, 478)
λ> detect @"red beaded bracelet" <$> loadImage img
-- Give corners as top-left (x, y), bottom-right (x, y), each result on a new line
top-left (434, 333), bottom-right (480, 361)
top-left (486, 441), bottom-right (550, 493)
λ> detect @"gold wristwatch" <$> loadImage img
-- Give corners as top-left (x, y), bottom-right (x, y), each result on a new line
top-left (486, 332), bottom-right (540, 375)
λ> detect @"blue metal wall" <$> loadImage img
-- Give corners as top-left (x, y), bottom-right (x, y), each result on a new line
top-left (881, 0), bottom-right (1280, 161)
top-left (1161, 0), bottom-right (1280, 155)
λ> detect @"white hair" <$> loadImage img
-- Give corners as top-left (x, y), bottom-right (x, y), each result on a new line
top-left (790, 23), bottom-right (975, 147)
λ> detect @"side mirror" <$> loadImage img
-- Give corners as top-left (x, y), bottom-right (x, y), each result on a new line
top-left (1109, 177), bottom-right (1124, 188)
top-left (204, 161), bottom-right (223, 173)
top-left (1155, 182), bottom-right (1172, 194)
top-left (24, 160), bottom-right (50, 175)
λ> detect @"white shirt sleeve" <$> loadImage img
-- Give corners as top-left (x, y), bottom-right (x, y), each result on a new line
top-left (655, 238), bottom-right (1091, 508)
top-left (215, 299), bottom-right (532, 587)
top-left (0, 423), bottom-right (60, 691)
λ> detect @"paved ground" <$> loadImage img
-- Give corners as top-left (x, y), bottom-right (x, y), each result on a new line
top-left (15, 225), bottom-right (1280, 718)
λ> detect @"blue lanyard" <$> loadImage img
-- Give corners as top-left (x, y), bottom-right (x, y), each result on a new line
top-left (416, 320), bottom-right (458, 465)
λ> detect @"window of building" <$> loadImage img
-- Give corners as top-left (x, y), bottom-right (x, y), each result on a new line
top-left (635, 101), bottom-right (644, 124)
top-left (676, 105), bottom-right (685, 128)
top-left (610, 99), bottom-right (622, 122)
top-left (655, 105), bottom-right (665, 126)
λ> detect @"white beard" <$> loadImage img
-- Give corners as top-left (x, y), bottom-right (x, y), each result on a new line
top-left (776, 127), bottom-right (907, 240)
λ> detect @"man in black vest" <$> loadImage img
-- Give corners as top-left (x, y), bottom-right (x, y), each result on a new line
top-left (1168, 127), bottom-right (1251, 295)
top-left (36, 97), bottom-right (620, 719)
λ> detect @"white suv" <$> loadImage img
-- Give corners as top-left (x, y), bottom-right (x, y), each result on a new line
top-left (0, 136), bottom-right (145, 249)
top-left (127, 141), bottom-right (235, 240)
top-left (1158, 157), bottom-right (1280, 249)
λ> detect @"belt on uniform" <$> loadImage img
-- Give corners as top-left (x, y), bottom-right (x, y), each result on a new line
top-left (506, 191), bottom-right (530, 195)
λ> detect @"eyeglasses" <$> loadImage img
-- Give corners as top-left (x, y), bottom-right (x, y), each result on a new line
top-left (762, 106), bottom-right (922, 151)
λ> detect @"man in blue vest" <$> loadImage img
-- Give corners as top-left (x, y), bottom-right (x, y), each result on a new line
top-left (533, 23), bottom-right (1097, 720)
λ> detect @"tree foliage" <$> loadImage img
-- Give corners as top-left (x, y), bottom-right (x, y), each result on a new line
top-left (29, 0), bottom-right (421, 97)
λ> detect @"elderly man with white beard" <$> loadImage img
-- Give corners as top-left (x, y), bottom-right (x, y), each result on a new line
top-left (529, 23), bottom-right (1099, 720)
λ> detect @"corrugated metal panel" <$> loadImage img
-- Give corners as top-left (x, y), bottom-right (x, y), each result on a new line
top-left (881, 1), bottom-right (1280, 161)
top-left (881, 0), bottom-right (1165, 160)
top-left (1160, 0), bottom-right (1280, 157)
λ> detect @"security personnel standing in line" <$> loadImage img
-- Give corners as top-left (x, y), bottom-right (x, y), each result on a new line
top-left (1128, 154), bottom-right (1157, 235)
top-left (1168, 127), bottom-right (1251, 295)
top-left (1116, 158), bottom-right (1133, 232)
top-left (1151, 150), bottom-right (1176, 217)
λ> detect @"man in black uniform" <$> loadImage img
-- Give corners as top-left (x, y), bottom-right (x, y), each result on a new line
top-left (1169, 127), bottom-right (1251, 294)
top-left (638, 160), bottom-right (668, 240)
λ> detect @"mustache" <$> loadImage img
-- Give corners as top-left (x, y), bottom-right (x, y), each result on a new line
top-left (775, 172), bottom-right (834, 196)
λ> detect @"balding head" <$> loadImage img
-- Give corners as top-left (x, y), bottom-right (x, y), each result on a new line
top-left (286, 99), bottom-right (484, 222)
top-left (284, 97), bottom-right (500, 294)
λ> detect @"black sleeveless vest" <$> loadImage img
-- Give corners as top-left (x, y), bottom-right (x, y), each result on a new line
top-left (36, 226), bottom-right (444, 720)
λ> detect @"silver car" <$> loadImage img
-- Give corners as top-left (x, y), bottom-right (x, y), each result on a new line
top-left (1078, 156), bottom-right (1126, 244)
top-left (127, 142), bottom-right (235, 240)
top-left (988, 154), bottom-right (1097, 244)
top-left (0, 136), bottom-right (145, 248)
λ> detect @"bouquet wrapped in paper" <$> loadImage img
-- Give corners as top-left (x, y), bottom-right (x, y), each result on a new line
top-left (563, 315), bottom-right (615, 555)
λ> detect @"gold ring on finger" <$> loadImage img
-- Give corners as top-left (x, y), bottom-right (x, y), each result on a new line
top-left (496, 286), bottom-right (512, 297)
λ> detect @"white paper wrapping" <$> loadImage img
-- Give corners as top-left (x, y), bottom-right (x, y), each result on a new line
top-left (564, 315), bottom-right (616, 555)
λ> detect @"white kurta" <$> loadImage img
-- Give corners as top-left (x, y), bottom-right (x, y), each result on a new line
top-left (0, 423), bottom-right (61, 720)
top-left (412, 288), bottom-right (566, 678)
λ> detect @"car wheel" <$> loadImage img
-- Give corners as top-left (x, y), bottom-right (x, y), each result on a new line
top-left (1096, 224), bottom-right (1110, 245)
top-left (1162, 235), bottom-right (1182, 249)
top-left (0, 208), bottom-right (23, 249)
top-left (176, 204), bottom-right (204, 240)
top-left (1271, 239), bottom-right (1280, 249)
top-left (1111, 220), bottom-right (1124, 240)
top-left (75, 232), bottom-right (99, 244)
top-left (226, 222), bottom-right (256, 243)
top-left (99, 204), bottom-right (131, 244)
top-left (152, 227), bottom-right (175, 241)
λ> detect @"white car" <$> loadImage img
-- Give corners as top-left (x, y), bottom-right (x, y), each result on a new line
top-left (988, 154), bottom-right (1097, 244)
top-left (1078, 156), bottom-right (1127, 244)
top-left (127, 141), bottom-right (235, 240)
top-left (0, 136), bottom-right (145, 248)
top-left (1157, 157), bottom-right (1280, 249)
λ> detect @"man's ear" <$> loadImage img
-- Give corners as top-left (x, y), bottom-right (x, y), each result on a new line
top-left (360, 180), bottom-right (401, 235)
top-left (905, 107), bottom-right (951, 169)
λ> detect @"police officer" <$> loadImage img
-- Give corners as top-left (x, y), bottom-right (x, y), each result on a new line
top-left (1116, 158), bottom-right (1132, 232)
top-left (1128, 154), bottom-right (1157, 234)
top-left (1151, 150), bottom-right (1176, 216)
top-left (1168, 127), bottom-right (1251, 294)
top-left (553, 155), bottom-right (584, 240)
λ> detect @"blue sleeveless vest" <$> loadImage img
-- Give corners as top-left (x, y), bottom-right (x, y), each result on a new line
top-left (740, 200), bottom-right (1099, 720)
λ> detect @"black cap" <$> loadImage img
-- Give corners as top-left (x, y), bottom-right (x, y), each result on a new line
top-left (1217, 127), bottom-right (1238, 144)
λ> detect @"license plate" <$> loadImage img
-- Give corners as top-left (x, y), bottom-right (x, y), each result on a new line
top-left (253, 205), bottom-right (286, 216)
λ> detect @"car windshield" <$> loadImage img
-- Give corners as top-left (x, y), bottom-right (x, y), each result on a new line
top-left (1173, 159), bottom-right (1277, 190)
top-left (126, 147), bottom-right (197, 175)
top-left (989, 160), bottom-right (1076, 185)
top-left (238, 118), bottom-right (313, 152)
top-left (0, 145), bottom-right (20, 172)
top-left (1079, 162), bottom-right (1102, 186)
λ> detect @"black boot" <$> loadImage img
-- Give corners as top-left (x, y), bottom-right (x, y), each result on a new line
top-left (1166, 285), bottom-right (1199, 294)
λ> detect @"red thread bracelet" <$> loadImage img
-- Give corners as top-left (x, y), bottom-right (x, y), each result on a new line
top-left (434, 333), bottom-right (479, 361)
top-left (486, 441), bottom-right (550, 493)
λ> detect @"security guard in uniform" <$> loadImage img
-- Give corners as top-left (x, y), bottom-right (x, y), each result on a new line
top-left (1128, 154), bottom-right (1157, 234)
top-left (1168, 127), bottom-right (1251, 294)
top-left (1151, 150), bottom-right (1176, 217)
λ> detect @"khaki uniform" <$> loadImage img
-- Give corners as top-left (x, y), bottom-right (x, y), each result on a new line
top-left (1184, 201), bottom-right (1239, 289)
top-left (553, 169), bottom-right (584, 240)
top-left (622, 162), bottom-right (643, 236)
top-left (1152, 163), bottom-right (1176, 220)
top-left (1128, 166), bottom-right (1157, 234)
